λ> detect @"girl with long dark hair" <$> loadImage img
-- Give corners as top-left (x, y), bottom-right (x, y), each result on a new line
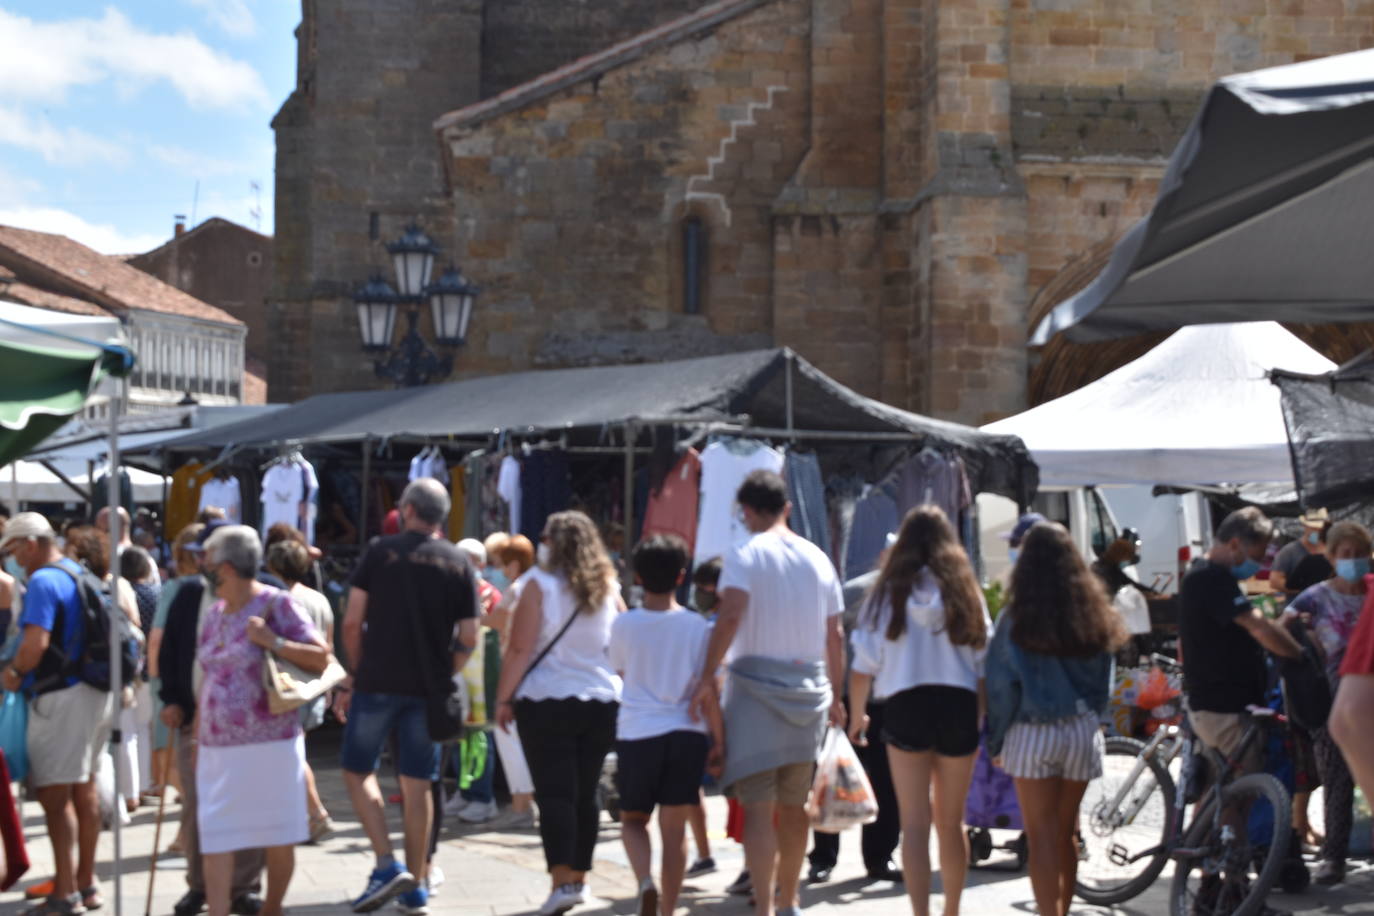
top-left (986, 521), bottom-right (1126, 916)
top-left (848, 505), bottom-right (990, 916)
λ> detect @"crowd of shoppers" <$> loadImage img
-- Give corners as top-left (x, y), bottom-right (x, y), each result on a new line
top-left (7, 468), bottom-right (1374, 916)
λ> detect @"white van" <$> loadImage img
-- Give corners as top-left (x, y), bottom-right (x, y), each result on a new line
top-left (978, 485), bottom-right (1212, 595)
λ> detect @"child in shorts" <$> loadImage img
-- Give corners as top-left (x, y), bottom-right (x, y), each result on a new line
top-left (609, 535), bottom-right (724, 916)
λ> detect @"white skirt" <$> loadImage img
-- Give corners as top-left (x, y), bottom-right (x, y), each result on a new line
top-left (197, 734), bottom-right (309, 854)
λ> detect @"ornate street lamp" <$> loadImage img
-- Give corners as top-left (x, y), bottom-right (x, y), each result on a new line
top-left (426, 265), bottom-right (479, 347)
top-left (353, 224), bottom-right (479, 386)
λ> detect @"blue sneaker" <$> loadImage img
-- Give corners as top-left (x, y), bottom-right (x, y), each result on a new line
top-left (394, 887), bottom-right (429, 915)
top-left (351, 862), bottom-right (416, 913)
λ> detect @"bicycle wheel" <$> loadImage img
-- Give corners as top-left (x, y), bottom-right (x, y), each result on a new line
top-left (1075, 736), bottom-right (1176, 905)
top-left (1168, 772), bottom-right (1291, 916)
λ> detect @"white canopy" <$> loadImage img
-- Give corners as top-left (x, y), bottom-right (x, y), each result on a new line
top-left (983, 322), bottom-right (1335, 486)
top-left (3, 458), bottom-right (166, 506)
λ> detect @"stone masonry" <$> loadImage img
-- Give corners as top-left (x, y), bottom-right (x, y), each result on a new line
top-left (273, 0), bottom-right (1374, 423)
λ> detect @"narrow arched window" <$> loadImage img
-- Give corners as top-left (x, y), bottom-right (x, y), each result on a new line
top-left (682, 217), bottom-right (705, 314)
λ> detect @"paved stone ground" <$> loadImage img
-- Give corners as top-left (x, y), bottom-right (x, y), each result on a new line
top-left (4, 726), bottom-right (1372, 915)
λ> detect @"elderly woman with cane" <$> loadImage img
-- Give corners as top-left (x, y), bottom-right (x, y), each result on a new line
top-left (196, 525), bottom-right (333, 916)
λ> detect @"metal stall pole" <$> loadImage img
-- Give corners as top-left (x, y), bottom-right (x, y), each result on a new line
top-left (359, 437), bottom-right (371, 548)
top-left (107, 379), bottom-right (125, 916)
top-left (622, 421), bottom-right (637, 598)
top-left (784, 349), bottom-right (795, 438)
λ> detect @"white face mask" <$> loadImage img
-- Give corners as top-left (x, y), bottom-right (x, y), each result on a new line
top-left (537, 542), bottom-right (551, 568)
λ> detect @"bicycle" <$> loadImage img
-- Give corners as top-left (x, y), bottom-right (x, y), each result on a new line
top-left (1076, 666), bottom-right (1293, 914)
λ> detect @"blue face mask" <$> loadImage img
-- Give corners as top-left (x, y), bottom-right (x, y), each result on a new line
top-left (1336, 557), bottom-right (1371, 584)
top-left (2, 555), bottom-right (23, 584)
top-left (1008, 548), bottom-right (1019, 565)
top-left (1231, 557), bottom-right (1262, 580)
top-left (1306, 531), bottom-right (1322, 546)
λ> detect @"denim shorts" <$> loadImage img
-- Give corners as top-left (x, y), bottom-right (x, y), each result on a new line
top-left (340, 691), bottom-right (439, 781)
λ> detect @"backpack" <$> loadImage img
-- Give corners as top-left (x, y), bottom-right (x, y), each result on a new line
top-left (29, 563), bottom-right (141, 695)
top-left (1279, 624), bottom-right (1333, 733)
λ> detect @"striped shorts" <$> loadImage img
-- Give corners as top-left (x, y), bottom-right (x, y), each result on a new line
top-left (1000, 711), bottom-right (1104, 782)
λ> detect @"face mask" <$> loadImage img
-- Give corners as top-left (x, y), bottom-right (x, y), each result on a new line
top-left (1306, 532), bottom-right (1321, 546)
top-left (3, 555), bottom-right (24, 584)
top-left (1336, 557), bottom-right (1370, 583)
top-left (1231, 556), bottom-right (1262, 580)
top-left (692, 588), bottom-right (718, 614)
top-left (483, 565), bottom-right (510, 590)
top-left (536, 543), bottom-right (551, 568)
top-left (1008, 548), bottom-right (1019, 565)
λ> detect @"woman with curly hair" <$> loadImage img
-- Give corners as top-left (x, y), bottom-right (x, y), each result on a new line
top-left (986, 521), bottom-right (1126, 916)
top-left (494, 511), bottom-right (623, 916)
top-left (848, 505), bottom-right (990, 916)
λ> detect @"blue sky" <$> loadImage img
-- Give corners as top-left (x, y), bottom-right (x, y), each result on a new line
top-left (0, 1), bottom-right (297, 253)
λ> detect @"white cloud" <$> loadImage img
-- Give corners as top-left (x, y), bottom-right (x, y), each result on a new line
top-left (185, 0), bottom-right (257, 38)
top-left (0, 166), bottom-right (42, 207)
top-left (0, 106), bottom-right (129, 166)
top-left (0, 7), bottom-right (269, 110)
top-left (148, 143), bottom-right (247, 177)
top-left (0, 206), bottom-right (164, 255)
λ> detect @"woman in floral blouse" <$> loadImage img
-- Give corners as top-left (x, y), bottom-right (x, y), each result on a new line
top-left (1286, 520), bottom-right (1372, 887)
top-left (196, 526), bottom-right (332, 916)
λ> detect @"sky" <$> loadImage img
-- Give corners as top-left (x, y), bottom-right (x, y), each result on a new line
top-left (0, 1), bottom-right (298, 254)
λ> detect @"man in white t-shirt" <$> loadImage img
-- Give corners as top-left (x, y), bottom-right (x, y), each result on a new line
top-left (609, 534), bottom-right (723, 916)
top-left (693, 470), bottom-right (845, 916)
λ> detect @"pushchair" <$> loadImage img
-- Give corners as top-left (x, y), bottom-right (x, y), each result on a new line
top-left (965, 732), bottom-right (1027, 869)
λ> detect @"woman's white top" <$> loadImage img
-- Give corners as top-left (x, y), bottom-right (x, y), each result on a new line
top-left (849, 570), bottom-right (991, 699)
top-left (514, 566), bottom-right (622, 704)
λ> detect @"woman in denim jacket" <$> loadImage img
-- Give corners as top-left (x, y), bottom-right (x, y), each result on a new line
top-left (986, 522), bottom-right (1126, 916)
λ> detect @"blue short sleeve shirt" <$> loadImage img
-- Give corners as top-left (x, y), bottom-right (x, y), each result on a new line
top-left (18, 558), bottom-right (85, 690)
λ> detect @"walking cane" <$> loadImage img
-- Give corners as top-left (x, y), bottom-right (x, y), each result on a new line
top-left (144, 747), bottom-right (176, 916)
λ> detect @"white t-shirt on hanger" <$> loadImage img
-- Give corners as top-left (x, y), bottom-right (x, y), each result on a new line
top-left (198, 476), bottom-right (242, 523)
top-left (694, 440), bottom-right (784, 564)
top-left (261, 462), bottom-right (306, 538)
top-left (497, 455), bottom-right (522, 535)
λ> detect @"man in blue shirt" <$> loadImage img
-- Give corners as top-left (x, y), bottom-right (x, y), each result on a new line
top-left (0, 512), bottom-right (113, 916)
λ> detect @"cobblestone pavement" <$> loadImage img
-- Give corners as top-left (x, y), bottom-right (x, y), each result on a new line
top-left (4, 727), bottom-right (1372, 914)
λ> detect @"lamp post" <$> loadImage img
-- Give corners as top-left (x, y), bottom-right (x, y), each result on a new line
top-left (353, 223), bottom-right (480, 387)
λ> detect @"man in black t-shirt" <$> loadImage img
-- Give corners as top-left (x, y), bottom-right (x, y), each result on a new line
top-left (339, 478), bottom-right (479, 914)
top-left (1180, 507), bottom-right (1302, 774)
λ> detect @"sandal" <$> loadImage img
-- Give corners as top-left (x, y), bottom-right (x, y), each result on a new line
top-left (81, 887), bottom-right (104, 911)
top-left (308, 814), bottom-right (335, 844)
top-left (21, 896), bottom-right (83, 916)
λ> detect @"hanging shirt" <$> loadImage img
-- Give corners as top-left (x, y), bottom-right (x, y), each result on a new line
top-left (497, 455), bottom-right (522, 535)
top-left (448, 467), bottom-right (466, 542)
top-left (784, 450), bottom-right (830, 556)
top-left (893, 449), bottom-right (970, 529)
top-left (845, 482), bottom-right (900, 580)
top-left (642, 448), bottom-right (702, 550)
top-left (408, 451), bottom-right (450, 485)
top-left (198, 476), bottom-right (242, 524)
top-left (694, 440), bottom-right (785, 565)
top-left (166, 461), bottom-right (212, 538)
top-left (261, 462), bottom-right (306, 538)
top-left (300, 460), bottom-right (319, 544)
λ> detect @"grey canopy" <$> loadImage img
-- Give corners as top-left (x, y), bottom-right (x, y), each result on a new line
top-left (1273, 353), bottom-right (1374, 509)
top-left (136, 349), bottom-right (1037, 502)
top-left (1032, 48), bottom-right (1374, 345)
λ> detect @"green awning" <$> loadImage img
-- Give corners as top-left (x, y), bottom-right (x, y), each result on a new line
top-left (0, 337), bottom-right (127, 467)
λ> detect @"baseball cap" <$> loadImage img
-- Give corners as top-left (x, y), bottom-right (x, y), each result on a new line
top-left (0, 511), bottom-right (56, 554)
top-left (1004, 512), bottom-right (1048, 547)
top-left (184, 518), bottom-right (232, 553)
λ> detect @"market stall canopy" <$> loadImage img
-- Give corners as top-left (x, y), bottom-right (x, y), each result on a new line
top-left (1, 458), bottom-right (166, 505)
top-left (26, 404), bottom-right (288, 465)
top-left (1273, 352), bottom-right (1374, 509)
top-left (983, 323), bottom-right (1333, 486)
top-left (1032, 48), bottom-right (1374, 345)
top-left (137, 349), bottom-right (1037, 502)
top-left (0, 301), bottom-right (132, 466)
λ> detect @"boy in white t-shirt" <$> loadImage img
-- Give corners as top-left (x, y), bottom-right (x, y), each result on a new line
top-left (609, 534), bottom-right (724, 916)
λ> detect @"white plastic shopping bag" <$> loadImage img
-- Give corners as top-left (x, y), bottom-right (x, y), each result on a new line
top-left (807, 727), bottom-right (878, 833)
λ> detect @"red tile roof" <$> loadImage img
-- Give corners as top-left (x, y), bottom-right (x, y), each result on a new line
top-left (0, 224), bottom-right (242, 326)
top-left (0, 263), bottom-right (110, 316)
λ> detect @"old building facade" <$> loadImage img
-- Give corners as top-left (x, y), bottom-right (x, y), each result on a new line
top-left (271, 0), bottom-right (1374, 425)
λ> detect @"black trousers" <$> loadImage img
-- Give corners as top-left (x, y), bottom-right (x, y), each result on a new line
top-left (809, 700), bottom-right (900, 873)
top-left (516, 697), bottom-right (619, 872)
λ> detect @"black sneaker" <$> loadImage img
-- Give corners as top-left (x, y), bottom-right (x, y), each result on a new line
top-left (685, 856), bottom-right (716, 877)
top-left (725, 870), bottom-right (752, 895)
top-left (173, 891), bottom-right (206, 916)
top-left (229, 894), bottom-right (262, 916)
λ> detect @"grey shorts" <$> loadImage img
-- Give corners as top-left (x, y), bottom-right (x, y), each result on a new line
top-left (1000, 711), bottom-right (1104, 782)
top-left (28, 682), bottom-right (113, 788)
